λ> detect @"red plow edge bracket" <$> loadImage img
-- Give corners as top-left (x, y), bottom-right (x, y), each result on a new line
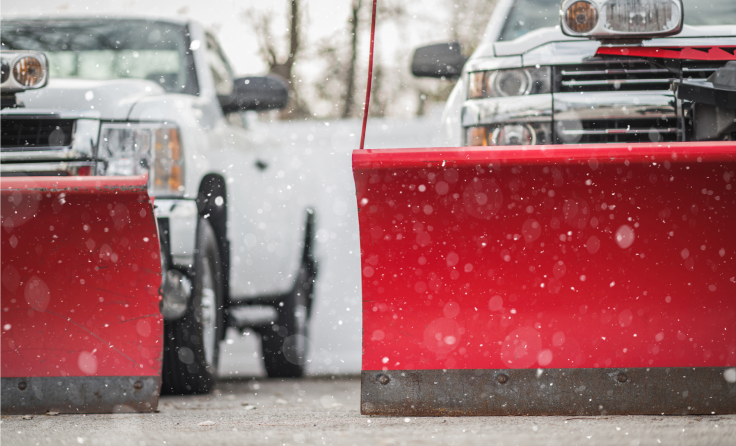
top-left (596, 46), bottom-right (736, 61)
top-left (354, 142), bottom-right (736, 416)
top-left (1, 175), bottom-right (163, 414)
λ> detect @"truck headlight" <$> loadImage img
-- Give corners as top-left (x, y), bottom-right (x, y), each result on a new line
top-left (468, 67), bottom-right (550, 99)
top-left (98, 123), bottom-right (184, 196)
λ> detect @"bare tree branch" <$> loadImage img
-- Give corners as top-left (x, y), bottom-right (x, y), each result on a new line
top-left (341, 0), bottom-right (362, 119)
top-left (241, 1), bottom-right (310, 118)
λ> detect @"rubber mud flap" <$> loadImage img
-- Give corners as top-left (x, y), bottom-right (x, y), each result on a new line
top-left (1, 175), bottom-right (163, 414)
top-left (353, 142), bottom-right (736, 416)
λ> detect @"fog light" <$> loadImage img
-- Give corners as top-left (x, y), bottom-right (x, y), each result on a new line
top-left (161, 269), bottom-right (191, 320)
top-left (491, 124), bottom-right (536, 146)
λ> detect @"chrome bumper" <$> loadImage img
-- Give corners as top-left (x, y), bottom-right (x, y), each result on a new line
top-left (462, 95), bottom-right (552, 127)
top-left (554, 91), bottom-right (676, 142)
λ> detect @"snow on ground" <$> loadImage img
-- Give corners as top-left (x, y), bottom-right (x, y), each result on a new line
top-left (219, 110), bottom-right (446, 377)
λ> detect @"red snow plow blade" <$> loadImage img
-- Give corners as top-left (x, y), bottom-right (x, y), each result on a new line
top-left (1, 175), bottom-right (163, 414)
top-left (354, 142), bottom-right (736, 416)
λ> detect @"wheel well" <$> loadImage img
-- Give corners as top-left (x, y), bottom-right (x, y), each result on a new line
top-left (196, 174), bottom-right (227, 229)
top-left (197, 174), bottom-right (230, 334)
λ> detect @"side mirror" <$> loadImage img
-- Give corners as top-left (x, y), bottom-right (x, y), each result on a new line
top-left (411, 42), bottom-right (467, 79)
top-left (219, 75), bottom-right (289, 113)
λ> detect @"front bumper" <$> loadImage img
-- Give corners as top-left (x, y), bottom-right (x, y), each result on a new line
top-left (461, 90), bottom-right (677, 146)
top-left (154, 198), bottom-right (198, 320)
top-left (554, 91), bottom-right (676, 143)
top-left (154, 198), bottom-right (198, 269)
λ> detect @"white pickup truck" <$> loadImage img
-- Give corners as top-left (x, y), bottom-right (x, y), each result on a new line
top-left (411, 0), bottom-right (736, 146)
top-left (1, 17), bottom-right (318, 393)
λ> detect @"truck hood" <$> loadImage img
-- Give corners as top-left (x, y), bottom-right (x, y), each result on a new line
top-left (14, 78), bottom-right (166, 120)
top-left (487, 24), bottom-right (736, 59)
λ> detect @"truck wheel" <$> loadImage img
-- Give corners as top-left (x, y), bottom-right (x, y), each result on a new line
top-left (261, 212), bottom-right (317, 378)
top-left (162, 219), bottom-right (224, 394)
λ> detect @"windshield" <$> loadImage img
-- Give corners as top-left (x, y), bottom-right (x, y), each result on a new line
top-left (1, 19), bottom-right (197, 94)
top-left (498, 0), bottom-right (736, 42)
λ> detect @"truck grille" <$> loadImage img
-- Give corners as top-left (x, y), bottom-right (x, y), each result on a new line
top-left (0, 118), bottom-right (75, 149)
top-left (551, 59), bottom-right (721, 143)
top-left (555, 60), bottom-right (719, 93)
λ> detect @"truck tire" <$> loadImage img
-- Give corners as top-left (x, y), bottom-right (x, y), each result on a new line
top-left (261, 212), bottom-right (317, 378)
top-left (162, 219), bottom-right (224, 394)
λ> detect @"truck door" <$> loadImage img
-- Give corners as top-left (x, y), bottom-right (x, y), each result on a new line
top-left (203, 34), bottom-right (294, 298)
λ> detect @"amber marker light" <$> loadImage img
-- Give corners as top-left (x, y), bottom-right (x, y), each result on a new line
top-left (565, 1), bottom-right (599, 34)
top-left (166, 128), bottom-right (184, 193)
top-left (468, 72), bottom-right (485, 99)
top-left (466, 126), bottom-right (488, 146)
top-left (153, 127), bottom-right (184, 194)
top-left (12, 55), bottom-right (45, 87)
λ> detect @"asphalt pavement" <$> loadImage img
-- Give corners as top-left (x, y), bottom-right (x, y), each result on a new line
top-left (2, 377), bottom-right (735, 446)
